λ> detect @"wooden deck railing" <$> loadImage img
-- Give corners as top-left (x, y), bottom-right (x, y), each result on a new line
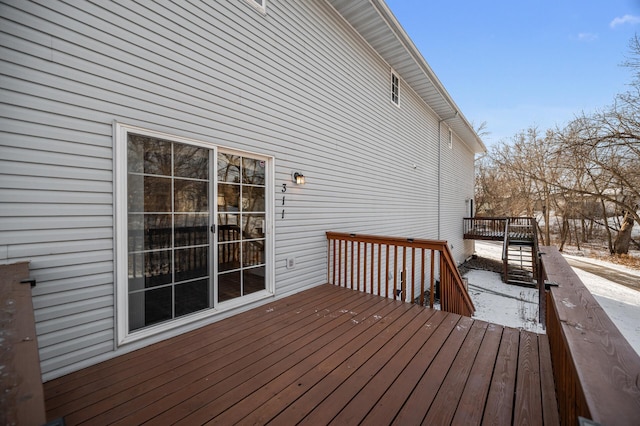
top-left (0, 262), bottom-right (46, 426)
top-left (463, 216), bottom-right (536, 240)
top-left (539, 247), bottom-right (640, 425)
top-left (326, 232), bottom-right (474, 317)
top-left (463, 216), bottom-right (509, 240)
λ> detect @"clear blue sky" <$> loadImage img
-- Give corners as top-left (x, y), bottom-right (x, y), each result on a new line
top-left (384, 0), bottom-right (640, 147)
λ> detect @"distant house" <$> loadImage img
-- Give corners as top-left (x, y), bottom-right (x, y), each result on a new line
top-left (0, 0), bottom-right (485, 381)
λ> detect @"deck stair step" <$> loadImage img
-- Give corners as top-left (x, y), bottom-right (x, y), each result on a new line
top-left (506, 278), bottom-right (537, 288)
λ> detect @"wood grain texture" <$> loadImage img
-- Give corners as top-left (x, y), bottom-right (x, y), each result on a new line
top-left (44, 284), bottom-right (559, 425)
top-left (541, 246), bottom-right (640, 425)
top-left (0, 262), bottom-right (46, 426)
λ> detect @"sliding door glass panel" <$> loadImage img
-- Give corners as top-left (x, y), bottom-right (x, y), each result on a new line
top-left (216, 153), bottom-right (266, 303)
top-left (127, 134), bottom-right (211, 331)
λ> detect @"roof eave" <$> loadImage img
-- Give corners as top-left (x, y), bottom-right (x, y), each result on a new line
top-left (327, 0), bottom-right (487, 154)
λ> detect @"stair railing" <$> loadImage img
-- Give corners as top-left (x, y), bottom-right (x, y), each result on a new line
top-left (501, 218), bottom-right (510, 282)
top-left (326, 232), bottom-right (474, 317)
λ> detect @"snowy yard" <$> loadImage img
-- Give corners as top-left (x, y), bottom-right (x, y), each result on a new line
top-left (465, 241), bottom-right (640, 356)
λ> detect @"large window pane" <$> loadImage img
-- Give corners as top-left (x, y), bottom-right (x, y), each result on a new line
top-left (143, 176), bottom-right (171, 212)
top-left (243, 241), bottom-right (264, 267)
top-left (243, 267), bottom-right (265, 295)
top-left (217, 152), bottom-right (267, 304)
top-left (128, 251), bottom-right (172, 291)
top-left (243, 214), bottom-right (265, 239)
top-left (174, 214), bottom-right (208, 247)
top-left (125, 131), bottom-right (270, 333)
top-left (218, 271), bottom-right (241, 302)
top-left (242, 186), bottom-right (265, 212)
top-left (218, 183), bottom-right (240, 212)
top-left (174, 145), bottom-right (208, 179)
top-left (242, 158), bottom-right (265, 185)
top-left (175, 247), bottom-right (209, 282)
top-left (175, 180), bottom-right (208, 212)
top-left (175, 279), bottom-right (209, 317)
top-left (218, 153), bottom-right (240, 183)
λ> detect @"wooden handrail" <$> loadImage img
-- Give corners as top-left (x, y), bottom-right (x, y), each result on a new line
top-left (326, 232), bottom-right (474, 317)
top-left (0, 262), bottom-right (46, 426)
top-left (539, 247), bottom-right (640, 425)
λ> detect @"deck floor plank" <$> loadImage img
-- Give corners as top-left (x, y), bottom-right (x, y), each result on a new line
top-left (302, 308), bottom-right (432, 424)
top-left (308, 307), bottom-right (441, 425)
top-left (187, 295), bottom-right (409, 425)
top-left (270, 303), bottom-right (425, 425)
top-left (451, 322), bottom-right (505, 425)
top-left (391, 315), bottom-right (475, 425)
top-left (514, 331), bottom-right (543, 426)
top-left (360, 310), bottom-right (459, 425)
top-left (43, 284), bottom-right (559, 425)
top-left (62, 286), bottom-right (361, 425)
top-left (538, 335), bottom-right (560, 426)
top-left (108, 290), bottom-right (374, 425)
top-left (44, 285), bottom-right (332, 399)
top-left (482, 326), bottom-right (521, 425)
top-left (423, 320), bottom-right (490, 425)
top-left (211, 296), bottom-right (409, 425)
top-left (44, 284), bottom-right (336, 415)
top-left (330, 309), bottom-right (451, 425)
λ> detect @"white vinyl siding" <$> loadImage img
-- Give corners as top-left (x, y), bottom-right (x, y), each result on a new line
top-left (440, 127), bottom-right (476, 262)
top-left (1, 0), bottom-right (477, 380)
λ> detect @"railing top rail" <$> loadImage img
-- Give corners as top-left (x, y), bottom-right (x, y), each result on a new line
top-left (326, 232), bottom-right (449, 251)
top-left (540, 246), bottom-right (640, 423)
top-left (463, 216), bottom-right (535, 221)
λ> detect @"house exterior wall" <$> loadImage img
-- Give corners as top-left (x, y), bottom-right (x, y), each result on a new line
top-left (0, 0), bottom-right (479, 380)
top-left (440, 125), bottom-right (477, 260)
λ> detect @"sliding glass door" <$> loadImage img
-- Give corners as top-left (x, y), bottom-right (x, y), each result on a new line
top-left (124, 131), bottom-right (268, 333)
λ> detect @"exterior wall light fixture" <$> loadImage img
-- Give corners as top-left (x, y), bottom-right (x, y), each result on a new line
top-left (293, 172), bottom-right (305, 185)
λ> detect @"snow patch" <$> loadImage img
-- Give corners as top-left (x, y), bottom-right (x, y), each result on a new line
top-left (471, 240), bottom-right (640, 356)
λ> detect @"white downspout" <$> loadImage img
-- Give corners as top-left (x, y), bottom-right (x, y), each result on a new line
top-left (438, 111), bottom-right (458, 240)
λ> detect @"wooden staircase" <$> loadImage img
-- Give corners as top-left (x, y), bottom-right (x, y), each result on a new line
top-left (501, 219), bottom-right (538, 286)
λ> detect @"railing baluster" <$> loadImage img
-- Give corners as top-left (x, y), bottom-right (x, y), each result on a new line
top-left (349, 240), bottom-right (354, 290)
top-left (331, 239), bottom-right (336, 285)
top-left (356, 241), bottom-right (361, 291)
top-left (393, 245), bottom-right (398, 300)
top-left (377, 243), bottom-right (381, 297)
top-left (337, 239), bottom-right (342, 286)
top-left (410, 247), bottom-right (415, 303)
top-left (385, 244), bottom-right (390, 298)
top-left (430, 249), bottom-right (435, 308)
top-left (420, 249), bottom-right (425, 306)
top-left (362, 242), bottom-right (367, 292)
top-left (369, 243), bottom-right (374, 294)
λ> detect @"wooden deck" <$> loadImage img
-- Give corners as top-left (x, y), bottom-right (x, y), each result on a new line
top-left (44, 284), bottom-right (558, 425)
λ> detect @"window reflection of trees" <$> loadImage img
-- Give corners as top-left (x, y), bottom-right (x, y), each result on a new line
top-left (217, 153), bottom-right (266, 300)
top-left (127, 134), bottom-right (211, 330)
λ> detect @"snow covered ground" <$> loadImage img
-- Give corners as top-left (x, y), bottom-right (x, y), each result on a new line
top-left (465, 241), bottom-right (640, 355)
